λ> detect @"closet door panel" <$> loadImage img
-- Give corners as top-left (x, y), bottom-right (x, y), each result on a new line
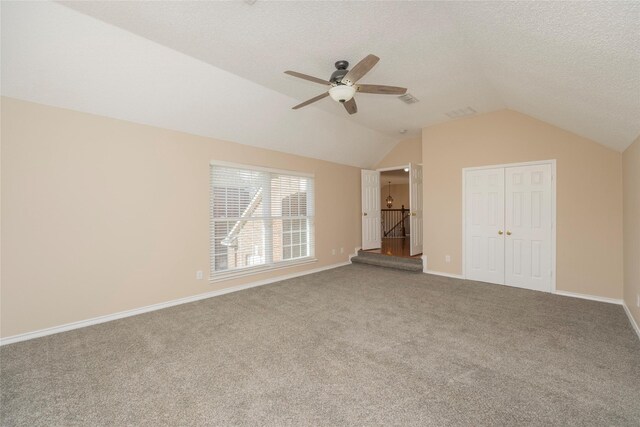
top-left (464, 168), bottom-right (505, 285)
top-left (505, 164), bottom-right (552, 292)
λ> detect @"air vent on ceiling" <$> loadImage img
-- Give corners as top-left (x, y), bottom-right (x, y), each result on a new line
top-left (445, 107), bottom-right (477, 119)
top-left (244, 0), bottom-right (257, 5)
top-left (398, 93), bottom-right (419, 104)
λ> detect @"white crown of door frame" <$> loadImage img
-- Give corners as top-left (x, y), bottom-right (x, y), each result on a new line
top-left (377, 164), bottom-right (409, 172)
top-left (376, 164), bottom-right (424, 172)
top-left (461, 159), bottom-right (557, 293)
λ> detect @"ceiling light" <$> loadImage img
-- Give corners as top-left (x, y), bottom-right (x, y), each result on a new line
top-left (385, 181), bottom-right (394, 208)
top-left (329, 85), bottom-right (356, 103)
top-left (399, 129), bottom-right (407, 134)
top-left (404, 167), bottom-right (409, 172)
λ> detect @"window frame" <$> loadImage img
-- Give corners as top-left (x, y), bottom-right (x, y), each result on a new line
top-left (209, 160), bottom-right (316, 282)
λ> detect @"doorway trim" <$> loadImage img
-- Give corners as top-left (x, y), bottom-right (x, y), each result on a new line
top-left (376, 164), bottom-right (409, 172)
top-left (461, 159), bottom-right (557, 293)
top-left (374, 164), bottom-right (423, 256)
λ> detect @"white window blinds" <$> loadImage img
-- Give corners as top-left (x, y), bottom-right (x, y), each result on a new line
top-left (210, 163), bottom-right (315, 278)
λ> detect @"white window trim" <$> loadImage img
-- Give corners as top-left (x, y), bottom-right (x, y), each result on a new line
top-left (209, 160), bottom-right (316, 283)
top-left (209, 257), bottom-right (318, 283)
top-left (209, 160), bottom-right (314, 178)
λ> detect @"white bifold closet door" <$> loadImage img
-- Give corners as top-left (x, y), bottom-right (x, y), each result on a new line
top-left (465, 168), bottom-right (505, 285)
top-left (504, 164), bottom-right (552, 292)
top-left (465, 164), bottom-right (552, 292)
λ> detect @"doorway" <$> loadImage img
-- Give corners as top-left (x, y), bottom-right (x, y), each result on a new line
top-left (380, 169), bottom-right (411, 256)
top-left (361, 164), bottom-right (423, 258)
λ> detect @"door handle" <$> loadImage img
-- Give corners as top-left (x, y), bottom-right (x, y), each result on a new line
top-left (363, 212), bottom-right (368, 216)
top-left (411, 212), bottom-right (417, 216)
top-left (498, 230), bottom-right (503, 235)
top-left (506, 231), bottom-right (512, 236)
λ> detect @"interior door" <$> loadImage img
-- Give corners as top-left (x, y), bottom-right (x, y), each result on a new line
top-left (361, 169), bottom-right (381, 250)
top-left (409, 163), bottom-right (423, 256)
top-left (504, 164), bottom-right (552, 292)
top-left (464, 168), bottom-right (505, 285)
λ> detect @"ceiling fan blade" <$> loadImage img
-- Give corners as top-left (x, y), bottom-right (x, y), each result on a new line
top-left (342, 54), bottom-right (380, 85)
top-left (357, 84), bottom-right (407, 95)
top-left (292, 92), bottom-right (329, 109)
top-left (343, 98), bottom-right (357, 115)
top-left (284, 70), bottom-right (330, 86)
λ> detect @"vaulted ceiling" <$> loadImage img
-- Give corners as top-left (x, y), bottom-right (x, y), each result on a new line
top-left (2, 1), bottom-right (639, 167)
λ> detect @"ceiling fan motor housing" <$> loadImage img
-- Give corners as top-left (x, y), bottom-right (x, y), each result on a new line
top-left (330, 60), bottom-right (350, 83)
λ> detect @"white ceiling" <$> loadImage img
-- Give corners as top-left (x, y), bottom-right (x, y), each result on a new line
top-left (59, 0), bottom-right (640, 152)
top-left (1, 1), bottom-right (394, 168)
top-left (2, 1), bottom-right (639, 169)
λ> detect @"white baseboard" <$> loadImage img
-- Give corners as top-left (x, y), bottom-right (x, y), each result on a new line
top-left (421, 255), bottom-right (464, 279)
top-left (623, 303), bottom-right (640, 341)
top-left (5, 255), bottom-right (636, 346)
top-left (0, 260), bottom-right (352, 346)
top-left (349, 247), bottom-right (361, 262)
top-left (424, 270), bottom-right (464, 279)
top-left (552, 290), bottom-right (623, 305)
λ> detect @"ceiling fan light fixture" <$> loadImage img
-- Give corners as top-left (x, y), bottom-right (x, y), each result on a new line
top-left (286, 54), bottom-right (407, 114)
top-left (329, 85), bottom-right (356, 103)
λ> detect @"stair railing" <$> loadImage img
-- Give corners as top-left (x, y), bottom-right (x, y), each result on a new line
top-left (381, 205), bottom-right (410, 238)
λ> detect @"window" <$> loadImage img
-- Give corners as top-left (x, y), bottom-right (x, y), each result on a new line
top-left (210, 162), bottom-right (315, 279)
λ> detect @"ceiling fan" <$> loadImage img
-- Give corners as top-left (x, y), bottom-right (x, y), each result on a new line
top-left (285, 54), bottom-right (407, 115)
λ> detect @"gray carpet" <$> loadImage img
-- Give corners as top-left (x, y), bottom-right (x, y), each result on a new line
top-left (1, 264), bottom-right (639, 426)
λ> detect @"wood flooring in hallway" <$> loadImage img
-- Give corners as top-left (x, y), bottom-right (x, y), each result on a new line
top-left (363, 237), bottom-right (421, 259)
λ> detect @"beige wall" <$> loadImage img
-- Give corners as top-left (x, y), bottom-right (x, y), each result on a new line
top-left (623, 136), bottom-right (640, 326)
top-left (375, 137), bottom-right (421, 169)
top-left (1, 97), bottom-right (362, 338)
top-left (422, 109), bottom-right (624, 299)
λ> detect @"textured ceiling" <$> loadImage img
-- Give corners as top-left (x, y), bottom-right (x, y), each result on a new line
top-left (2, 1), bottom-right (639, 169)
top-left (59, 0), bottom-right (640, 152)
top-left (1, 2), bottom-right (394, 168)
top-left (58, 1), bottom-right (504, 142)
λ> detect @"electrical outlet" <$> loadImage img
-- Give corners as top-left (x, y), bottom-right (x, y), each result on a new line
top-left (340, 247), bottom-right (344, 254)
top-left (445, 255), bottom-right (451, 263)
top-left (196, 270), bottom-right (203, 280)
top-left (331, 249), bottom-right (336, 255)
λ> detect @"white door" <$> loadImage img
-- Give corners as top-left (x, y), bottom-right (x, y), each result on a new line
top-left (409, 163), bottom-right (423, 256)
top-left (504, 164), bottom-right (552, 292)
top-left (464, 168), bottom-right (505, 285)
top-left (361, 169), bottom-right (381, 250)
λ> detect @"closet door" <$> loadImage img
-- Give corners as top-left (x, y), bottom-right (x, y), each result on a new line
top-left (505, 164), bottom-right (552, 292)
top-left (464, 168), bottom-right (505, 285)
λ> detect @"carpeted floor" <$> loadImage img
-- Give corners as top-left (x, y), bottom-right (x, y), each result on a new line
top-left (1, 264), bottom-right (639, 426)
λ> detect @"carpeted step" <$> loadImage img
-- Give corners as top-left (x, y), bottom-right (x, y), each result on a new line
top-left (351, 250), bottom-right (423, 272)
